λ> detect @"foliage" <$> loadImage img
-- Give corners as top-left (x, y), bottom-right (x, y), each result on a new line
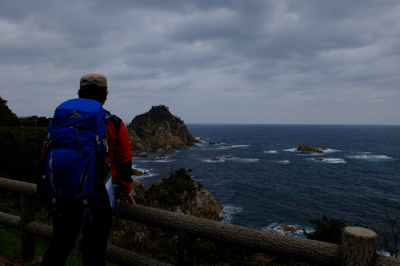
top-left (0, 96), bottom-right (51, 127)
top-left (0, 96), bottom-right (19, 127)
top-left (379, 209), bottom-right (400, 258)
top-left (196, 239), bottom-right (258, 265)
top-left (0, 191), bottom-right (119, 265)
top-left (145, 168), bottom-right (202, 210)
top-left (0, 127), bottom-right (47, 182)
top-left (112, 218), bottom-right (178, 265)
top-left (19, 116), bottom-right (52, 127)
top-left (249, 253), bottom-right (275, 266)
top-left (304, 215), bottom-right (346, 244)
top-left (0, 96), bottom-right (50, 183)
top-left (0, 222), bottom-right (104, 266)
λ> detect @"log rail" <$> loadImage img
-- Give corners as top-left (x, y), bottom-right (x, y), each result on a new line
top-left (0, 177), bottom-right (398, 266)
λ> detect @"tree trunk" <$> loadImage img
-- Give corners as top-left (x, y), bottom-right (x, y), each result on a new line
top-left (342, 226), bottom-right (377, 266)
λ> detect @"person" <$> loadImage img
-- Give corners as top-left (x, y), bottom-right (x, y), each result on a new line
top-left (42, 73), bottom-right (135, 266)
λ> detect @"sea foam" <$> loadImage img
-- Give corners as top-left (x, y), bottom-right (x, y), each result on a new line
top-left (220, 205), bottom-right (243, 224)
top-left (264, 150), bottom-right (278, 153)
top-left (277, 160), bottom-right (290, 164)
top-left (310, 158), bottom-right (346, 164)
top-left (261, 222), bottom-right (311, 237)
top-left (347, 155), bottom-right (394, 161)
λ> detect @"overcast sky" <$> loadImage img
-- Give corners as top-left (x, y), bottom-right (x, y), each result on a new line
top-left (1, 1), bottom-right (399, 125)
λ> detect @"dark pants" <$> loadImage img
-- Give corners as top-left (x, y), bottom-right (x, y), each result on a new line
top-left (42, 195), bottom-right (112, 266)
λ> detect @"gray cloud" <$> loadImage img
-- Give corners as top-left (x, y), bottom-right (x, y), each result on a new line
top-left (0, 0), bottom-right (399, 125)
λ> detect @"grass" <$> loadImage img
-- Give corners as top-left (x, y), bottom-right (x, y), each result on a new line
top-left (0, 189), bottom-right (118, 266)
top-left (0, 222), bottom-right (120, 266)
top-left (0, 221), bottom-right (86, 265)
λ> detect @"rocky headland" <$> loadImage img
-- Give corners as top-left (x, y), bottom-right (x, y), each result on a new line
top-left (127, 105), bottom-right (200, 151)
top-left (127, 106), bottom-right (221, 220)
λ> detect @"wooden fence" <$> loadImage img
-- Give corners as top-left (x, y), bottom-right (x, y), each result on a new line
top-left (0, 177), bottom-right (399, 266)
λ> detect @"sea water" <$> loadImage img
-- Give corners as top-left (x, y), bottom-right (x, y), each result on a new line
top-left (132, 124), bottom-right (400, 236)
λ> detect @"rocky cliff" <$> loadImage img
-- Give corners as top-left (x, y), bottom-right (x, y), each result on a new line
top-left (127, 105), bottom-right (200, 151)
top-left (131, 168), bottom-right (224, 221)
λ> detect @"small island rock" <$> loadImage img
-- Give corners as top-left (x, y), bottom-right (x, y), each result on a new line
top-left (295, 142), bottom-right (324, 153)
top-left (280, 225), bottom-right (297, 231)
top-left (133, 152), bottom-right (149, 158)
top-left (151, 153), bottom-right (166, 158)
top-left (132, 168), bottom-right (149, 176)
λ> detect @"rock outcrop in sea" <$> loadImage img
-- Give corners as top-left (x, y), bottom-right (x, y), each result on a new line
top-left (127, 105), bottom-right (200, 151)
top-left (131, 169), bottom-right (223, 221)
top-left (295, 142), bottom-right (325, 153)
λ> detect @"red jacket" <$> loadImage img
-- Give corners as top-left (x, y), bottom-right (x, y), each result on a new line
top-left (106, 114), bottom-right (133, 196)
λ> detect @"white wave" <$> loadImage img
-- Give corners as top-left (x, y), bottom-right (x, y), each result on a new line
top-left (131, 165), bottom-right (150, 173)
top-left (132, 170), bottom-right (157, 180)
top-left (220, 205), bottom-right (243, 224)
top-left (133, 158), bottom-right (175, 163)
top-left (283, 148), bottom-right (298, 152)
top-left (277, 160), bottom-right (290, 164)
top-left (264, 150), bottom-right (278, 154)
top-left (347, 155), bottom-right (394, 161)
top-left (203, 158), bottom-right (224, 163)
top-left (324, 158), bottom-right (346, 163)
top-left (377, 249), bottom-right (392, 258)
top-left (217, 144), bottom-right (250, 150)
top-left (323, 148), bottom-right (341, 153)
top-left (203, 157), bottom-right (259, 163)
top-left (310, 158), bottom-right (346, 164)
top-left (261, 222), bottom-right (310, 237)
top-left (284, 147), bottom-right (338, 153)
top-left (194, 143), bottom-right (207, 148)
top-left (236, 158), bottom-right (259, 163)
top-left (153, 159), bottom-right (176, 163)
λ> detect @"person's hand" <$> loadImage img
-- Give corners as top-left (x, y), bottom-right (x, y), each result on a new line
top-left (120, 193), bottom-right (136, 205)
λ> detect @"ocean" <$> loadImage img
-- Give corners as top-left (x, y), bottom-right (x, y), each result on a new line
top-left (132, 124), bottom-right (400, 237)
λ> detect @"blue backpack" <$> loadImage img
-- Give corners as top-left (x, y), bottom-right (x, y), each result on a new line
top-left (44, 98), bottom-right (112, 200)
top-left (40, 98), bottom-right (115, 260)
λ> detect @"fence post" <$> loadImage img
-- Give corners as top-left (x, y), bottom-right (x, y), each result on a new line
top-left (20, 192), bottom-right (35, 262)
top-left (178, 230), bottom-right (196, 266)
top-left (342, 226), bottom-right (377, 266)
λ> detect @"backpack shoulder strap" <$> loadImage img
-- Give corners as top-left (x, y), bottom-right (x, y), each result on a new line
top-left (105, 111), bottom-right (121, 133)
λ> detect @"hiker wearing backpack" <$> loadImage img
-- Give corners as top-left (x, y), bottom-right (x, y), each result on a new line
top-left (41, 73), bottom-right (135, 266)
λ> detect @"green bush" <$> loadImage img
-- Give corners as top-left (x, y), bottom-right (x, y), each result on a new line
top-left (144, 168), bottom-right (202, 210)
top-left (304, 215), bottom-right (346, 244)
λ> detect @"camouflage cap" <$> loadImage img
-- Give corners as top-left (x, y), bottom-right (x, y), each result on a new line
top-left (80, 73), bottom-right (107, 89)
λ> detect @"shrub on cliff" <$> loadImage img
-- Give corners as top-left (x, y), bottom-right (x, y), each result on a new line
top-left (144, 168), bottom-right (202, 210)
top-left (304, 215), bottom-right (346, 244)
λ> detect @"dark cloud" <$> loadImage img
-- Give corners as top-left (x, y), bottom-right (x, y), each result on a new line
top-left (0, 0), bottom-right (399, 124)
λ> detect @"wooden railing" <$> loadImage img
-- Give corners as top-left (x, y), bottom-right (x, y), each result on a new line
top-left (0, 177), bottom-right (399, 266)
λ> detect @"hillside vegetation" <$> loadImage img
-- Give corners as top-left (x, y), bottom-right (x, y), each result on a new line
top-left (0, 127), bottom-right (46, 182)
top-left (0, 96), bottom-right (19, 127)
top-left (0, 96), bottom-right (48, 182)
